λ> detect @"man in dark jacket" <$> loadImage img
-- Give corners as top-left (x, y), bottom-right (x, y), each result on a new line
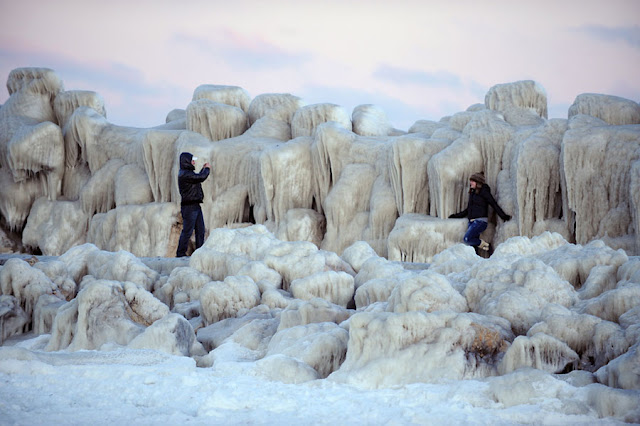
top-left (176, 152), bottom-right (210, 257)
top-left (449, 172), bottom-right (511, 251)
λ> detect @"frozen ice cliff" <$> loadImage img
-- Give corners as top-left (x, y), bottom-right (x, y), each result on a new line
top-left (1, 67), bottom-right (639, 422)
top-left (1, 67), bottom-right (639, 257)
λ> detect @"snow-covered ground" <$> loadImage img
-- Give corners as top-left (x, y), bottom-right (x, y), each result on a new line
top-left (0, 334), bottom-right (633, 425)
top-left (2, 228), bottom-right (640, 425)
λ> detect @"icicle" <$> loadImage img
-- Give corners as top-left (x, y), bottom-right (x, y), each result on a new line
top-left (561, 115), bottom-right (640, 246)
top-left (427, 136), bottom-right (482, 218)
top-left (388, 133), bottom-right (446, 216)
top-left (498, 333), bottom-right (579, 374)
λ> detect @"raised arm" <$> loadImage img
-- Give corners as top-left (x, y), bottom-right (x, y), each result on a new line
top-left (181, 166), bottom-right (210, 183)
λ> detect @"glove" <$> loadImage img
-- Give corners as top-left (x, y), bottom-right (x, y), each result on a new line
top-left (504, 215), bottom-right (511, 221)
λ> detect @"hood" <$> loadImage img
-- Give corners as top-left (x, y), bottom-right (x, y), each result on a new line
top-left (179, 152), bottom-right (195, 170)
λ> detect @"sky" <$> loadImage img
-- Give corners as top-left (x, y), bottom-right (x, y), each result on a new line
top-left (0, 0), bottom-right (639, 130)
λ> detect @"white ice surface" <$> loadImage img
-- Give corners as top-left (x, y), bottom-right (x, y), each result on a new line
top-left (0, 337), bottom-right (636, 425)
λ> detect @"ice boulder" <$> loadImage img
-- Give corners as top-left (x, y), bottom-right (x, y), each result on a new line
top-left (351, 104), bottom-right (392, 136)
top-left (290, 271), bottom-right (354, 307)
top-left (329, 311), bottom-right (513, 388)
top-left (46, 279), bottom-right (169, 351)
top-left (568, 93), bottom-right (640, 125)
top-left (128, 313), bottom-right (206, 357)
top-left (291, 103), bottom-right (352, 138)
top-left (199, 275), bottom-right (261, 326)
top-left (266, 322), bottom-right (349, 378)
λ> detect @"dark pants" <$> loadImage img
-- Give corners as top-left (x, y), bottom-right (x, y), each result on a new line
top-left (463, 220), bottom-right (488, 247)
top-left (176, 204), bottom-right (205, 257)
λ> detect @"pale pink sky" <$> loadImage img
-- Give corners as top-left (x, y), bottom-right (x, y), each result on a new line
top-left (1, 0), bottom-right (639, 130)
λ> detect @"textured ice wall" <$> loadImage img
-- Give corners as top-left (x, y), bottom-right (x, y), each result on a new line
top-left (1, 68), bottom-right (639, 259)
top-left (0, 68), bottom-right (64, 231)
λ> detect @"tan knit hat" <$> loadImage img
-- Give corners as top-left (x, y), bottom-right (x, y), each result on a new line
top-left (470, 172), bottom-right (485, 184)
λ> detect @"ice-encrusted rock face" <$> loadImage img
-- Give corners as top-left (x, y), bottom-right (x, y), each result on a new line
top-left (1, 68), bottom-right (639, 258)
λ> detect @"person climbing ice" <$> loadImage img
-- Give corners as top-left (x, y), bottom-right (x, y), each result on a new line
top-left (448, 172), bottom-right (511, 253)
top-left (176, 152), bottom-right (211, 257)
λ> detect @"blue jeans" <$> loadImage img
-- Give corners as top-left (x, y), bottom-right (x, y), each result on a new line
top-left (463, 220), bottom-right (488, 247)
top-left (176, 204), bottom-right (205, 257)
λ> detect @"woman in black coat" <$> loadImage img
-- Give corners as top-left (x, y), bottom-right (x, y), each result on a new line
top-left (449, 172), bottom-right (511, 251)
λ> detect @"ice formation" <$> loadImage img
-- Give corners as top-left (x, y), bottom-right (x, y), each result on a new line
top-left (1, 67), bottom-right (640, 421)
top-left (1, 225), bottom-right (640, 421)
top-left (1, 69), bottom-right (638, 259)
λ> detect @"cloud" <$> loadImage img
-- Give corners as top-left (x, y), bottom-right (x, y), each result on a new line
top-left (578, 25), bottom-right (640, 49)
top-left (373, 65), bottom-right (463, 88)
top-left (171, 30), bottom-right (311, 70)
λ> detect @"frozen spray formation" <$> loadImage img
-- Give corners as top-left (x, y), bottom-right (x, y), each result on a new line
top-left (1, 67), bottom-right (639, 258)
top-left (1, 67), bottom-right (640, 421)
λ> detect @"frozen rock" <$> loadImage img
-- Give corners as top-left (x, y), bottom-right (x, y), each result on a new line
top-left (329, 311), bottom-right (513, 388)
top-left (351, 104), bottom-right (391, 136)
top-left (581, 282), bottom-right (640, 323)
top-left (464, 255), bottom-right (578, 335)
top-left (83, 249), bottom-right (160, 291)
top-left (46, 279), bottom-right (169, 351)
top-left (22, 198), bottom-right (89, 256)
top-left (186, 99), bottom-right (247, 142)
top-left (562, 114), bottom-right (640, 251)
top-left (266, 321), bottom-right (348, 378)
top-left (291, 103), bottom-right (352, 138)
top-left (196, 305), bottom-right (275, 351)
top-left (386, 269), bottom-right (468, 313)
top-left (498, 333), bottom-right (579, 374)
top-left (568, 93), bottom-right (640, 125)
top-left (155, 266), bottom-right (212, 308)
top-left (0, 295), bottom-right (28, 343)
top-left (0, 258), bottom-right (59, 331)
top-left (485, 80), bottom-right (548, 119)
top-left (247, 93), bottom-right (304, 126)
top-left (290, 271), bottom-right (354, 307)
top-left (128, 313), bottom-right (206, 357)
top-left (278, 297), bottom-right (352, 331)
top-left (87, 203), bottom-right (179, 257)
top-left (595, 342), bottom-right (640, 390)
top-left (341, 240), bottom-right (379, 273)
top-left (199, 275), bottom-right (261, 325)
top-left (387, 214), bottom-right (470, 263)
top-left (253, 354), bottom-right (319, 383)
top-left (192, 84), bottom-right (251, 112)
top-left (54, 90), bottom-right (105, 131)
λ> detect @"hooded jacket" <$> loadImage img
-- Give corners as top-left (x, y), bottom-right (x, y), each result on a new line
top-left (449, 184), bottom-right (509, 221)
top-left (178, 152), bottom-right (210, 206)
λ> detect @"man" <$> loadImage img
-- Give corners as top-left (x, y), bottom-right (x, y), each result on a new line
top-left (176, 152), bottom-right (210, 257)
top-left (449, 172), bottom-right (511, 252)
